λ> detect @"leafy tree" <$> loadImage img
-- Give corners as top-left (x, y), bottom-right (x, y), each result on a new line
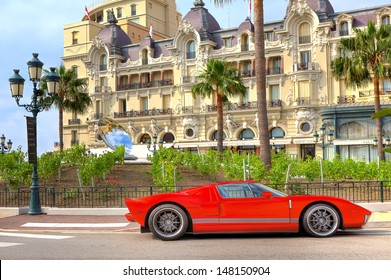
top-left (41, 64), bottom-right (92, 152)
top-left (213, 0), bottom-right (271, 169)
top-left (331, 21), bottom-right (391, 161)
top-left (0, 147), bottom-right (32, 189)
top-left (192, 59), bottom-right (246, 152)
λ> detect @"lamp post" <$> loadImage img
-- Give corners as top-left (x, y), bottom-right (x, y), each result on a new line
top-left (9, 53), bottom-right (60, 215)
top-left (146, 133), bottom-right (163, 155)
top-left (0, 134), bottom-right (13, 154)
top-left (373, 136), bottom-right (391, 166)
top-left (313, 123), bottom-right (334, 160)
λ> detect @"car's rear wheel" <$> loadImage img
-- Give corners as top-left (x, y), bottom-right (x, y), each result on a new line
top-left (302, 204), bottom-right (340, 237)
top-left (148, 204), bottom-right (188, 241)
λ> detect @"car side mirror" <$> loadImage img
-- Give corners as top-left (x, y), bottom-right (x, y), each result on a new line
top-left (262, 191), bottom-right (273, 198)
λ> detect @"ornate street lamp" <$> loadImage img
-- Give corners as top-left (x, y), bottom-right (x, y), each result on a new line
top-left (9, 53), bottom-right (60, 215)
top-left (147, 133), bottom-right (163, 155)
top-left (313, 123), bottom-right (334, 160)
top-left (373, 136), bottom-right (391, 147)
top-left (0, 134), bottom-right (13, 154)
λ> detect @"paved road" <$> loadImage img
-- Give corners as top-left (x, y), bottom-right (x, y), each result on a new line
top-left (1, 228), bottom-right (391, 260)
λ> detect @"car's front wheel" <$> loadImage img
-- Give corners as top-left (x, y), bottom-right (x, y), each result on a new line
top-left (302, 204), bottom-right (340, 237)
top-left (148, 204), bottom-right (188, 241)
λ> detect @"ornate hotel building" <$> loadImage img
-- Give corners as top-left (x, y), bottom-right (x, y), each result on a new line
top-left (62, 0), bottom-right (391, 161)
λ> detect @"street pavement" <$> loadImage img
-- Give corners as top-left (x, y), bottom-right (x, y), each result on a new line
top-left (1, 203), bottom-right (391, 232)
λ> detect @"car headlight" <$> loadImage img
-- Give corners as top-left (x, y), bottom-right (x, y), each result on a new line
top-left (364, 214), bottom-right (371, 224)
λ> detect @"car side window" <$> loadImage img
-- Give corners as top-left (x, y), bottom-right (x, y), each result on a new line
top-left (217, 184), bottom-right (254, 198)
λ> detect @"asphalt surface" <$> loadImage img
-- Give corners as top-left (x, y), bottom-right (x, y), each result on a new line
top-left (0, 214), bottom-right (140, 232)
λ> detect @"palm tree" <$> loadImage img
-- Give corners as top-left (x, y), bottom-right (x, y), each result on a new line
top-left (191, 59), bottom-right (246, 152)
top-left (41, 64), bottom-right (92, 152)
top-left (331, 20), bottom-right (391, 161)
top-left (213, 0), bottom-right (271, 168)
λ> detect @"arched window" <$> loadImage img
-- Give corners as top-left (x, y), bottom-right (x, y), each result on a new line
top-left (298, 22), bottom-right (311, 44)
top-left (140, 134), bottom-right (151, 144)
top-left (241, 34), bottom-right (249, 51)
top-left (212, 131), bottom-right (226, 141)
top-left (239, 129), bottom-right (254, 140)
top-left (382, 15), bottom-right (391, 25)
top-left (187, 40), bottom-right (196, 59)
top-left (269, 127), bottom-right (285, 139)
top-left (100, 54), bottom-right (107, 71)
top-left (163, 133), bottom-right (175, 143)
top-left (340, 21), bottom-right (349, 36)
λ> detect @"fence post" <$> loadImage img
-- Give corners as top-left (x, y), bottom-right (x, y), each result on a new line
top-left (50, 188), bottom-right (55, 208)
top-left (380, 181), bottom-right (384, 203)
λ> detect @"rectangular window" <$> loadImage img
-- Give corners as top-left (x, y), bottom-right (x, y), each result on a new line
top-left (131, 5), bottom-right (137, 16)
top-left (243, 87), bottom-right (250, 104)
top-left (72, 32), bottom-right (79, 45)
top-left (140, 97), bottom-right (148, 111)
top-left (117, 8), bottom-right (122, 18)
top-left (270, 85), bottom-right (280, 101)
top-left (299, 51), bottom-right (311, 70)
top-left (163, 95), bottom-right (171, 110)
top-left (265, 32), bottom-right (275, 41)
top-left (71, 130), bottom-right (78, 146)
top-left (223, 38), bottom-right (232, 48)
top-left (96, 100), bottom-right (101, 115)
top-left (383, 79), bottom-right (391, 94)
top-left (298, 81), bottom-right (310, 97)
top-left (119, 99), bottom-right (126, 113)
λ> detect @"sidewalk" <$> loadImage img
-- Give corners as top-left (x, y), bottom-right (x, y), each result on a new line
top-left (1, 203), bottom-right (391, 231)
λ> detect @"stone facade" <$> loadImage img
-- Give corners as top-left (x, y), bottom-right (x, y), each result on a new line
top-left (62, 0), bottom-right (391, 161)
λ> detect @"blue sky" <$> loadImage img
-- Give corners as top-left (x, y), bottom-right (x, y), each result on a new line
top-left (0, 0), bottom-right (390, 155)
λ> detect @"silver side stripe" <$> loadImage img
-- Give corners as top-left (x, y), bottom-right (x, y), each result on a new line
top-left (193, 218), bottom-right (299, 224)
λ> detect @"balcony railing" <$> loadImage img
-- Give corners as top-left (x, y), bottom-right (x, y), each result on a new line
top-left (241, 70), bottom-right (253, 77)
top-left (267, 67), bottom-right (282, 75)
top-left (117, 79), bottom-right (173, 91)
top-left (293, 97), bottom-right (311, 106)
top-left (113, 108), bottom-right (173, 118)
top-left (241, 44), bottom-right (249, 51)
top-left (186, 52), bottom-right (196, 59)
top-left (337, 95), bottom-right (356, 104)
top-left (182, 76), bottom-right (195, 83)
top-left (340, 30), bottom-right (349, 36)
top-left (299, 36), bottom-right (311, 44)
top-left (93, 113), bottom-right (103, 120)
top-left (68, 119), bottom-right (81, 125)
top-left (267, 99), bottom-right (283, 107)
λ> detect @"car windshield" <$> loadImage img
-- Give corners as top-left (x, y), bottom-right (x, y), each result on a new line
top-left (249, 182), bottom-right (287, 197)
top-left (217, 182), bottom-right (287, 198)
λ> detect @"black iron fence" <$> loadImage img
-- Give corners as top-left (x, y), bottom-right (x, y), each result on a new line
top-left (1, 181), bottom-right (390, 208)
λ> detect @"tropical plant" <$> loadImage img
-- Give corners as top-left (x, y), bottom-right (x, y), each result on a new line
top-left (331, 20), bottom-right (391, 161)
top-left (41, 64), bottom-right (92, 152)
top-left (191, 59), bottom-right (246, 152)
top-left (213, 0), bottom-right (271, 169)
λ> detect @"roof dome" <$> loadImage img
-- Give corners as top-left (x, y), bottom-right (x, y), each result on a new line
top-left (97, 10), bottom-right (131, 47)
top-left (182, 0), bottom-right (221, 35)
top-left (237, 17), bottom-right (254, 33)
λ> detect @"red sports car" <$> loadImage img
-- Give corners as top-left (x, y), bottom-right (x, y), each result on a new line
top-left (124, 181), bottom-right (372, 241)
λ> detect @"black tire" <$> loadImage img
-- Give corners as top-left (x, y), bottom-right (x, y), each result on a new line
top-left (148, 204), bottom-right (188, 241)
top-left (302, 203), bottom-right (340, 237)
